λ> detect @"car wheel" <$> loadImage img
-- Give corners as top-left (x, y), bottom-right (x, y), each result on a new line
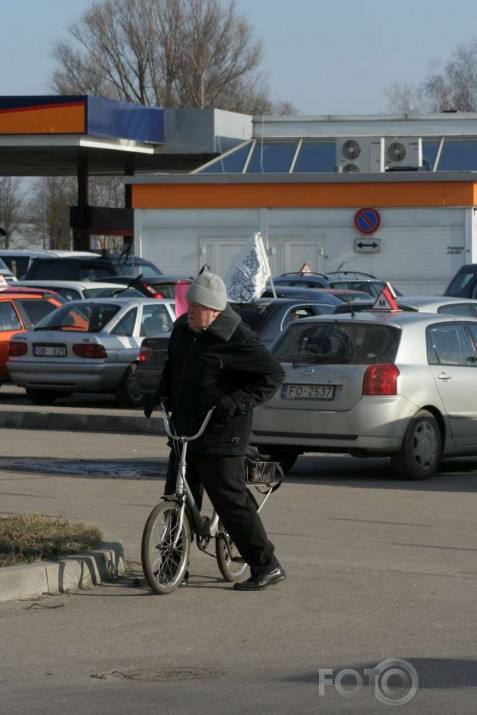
top-left (115, 366), bottom-right (145, 408)
top-left (390, 409), bottom-right (441, 480)
top-left (255, 446), bottom-right (299, 474)
top-left (25, 388), bottom-right (57, 406)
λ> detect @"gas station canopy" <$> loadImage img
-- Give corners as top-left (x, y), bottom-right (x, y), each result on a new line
top-left (0, 95), bottom-right (252, 242)
top-left (0, 95), bottom-right (252, 176)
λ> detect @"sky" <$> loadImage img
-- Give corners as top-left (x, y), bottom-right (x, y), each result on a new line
top-left (2, 0), bottom-right (477, 115)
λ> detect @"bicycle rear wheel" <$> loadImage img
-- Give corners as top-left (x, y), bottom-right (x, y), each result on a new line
top-left (215, 523), bottom-right (248, 582)
top-left (141, 501), bottom-right (191, 595)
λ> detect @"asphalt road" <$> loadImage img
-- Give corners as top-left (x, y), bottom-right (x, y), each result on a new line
top-left (1, 419), bottom-right (477, 714)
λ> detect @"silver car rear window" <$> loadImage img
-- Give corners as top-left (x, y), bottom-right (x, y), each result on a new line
top-left (35, 302), bottom-right (121, 332)
top-left (273, 322), bottom-right (400, 364)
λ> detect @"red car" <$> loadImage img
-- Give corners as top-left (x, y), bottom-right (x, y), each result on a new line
top-left (0, 287), bottom-right (65, 385)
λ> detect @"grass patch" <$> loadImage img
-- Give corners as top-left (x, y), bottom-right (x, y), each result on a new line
top-left (0, 514), bottom-right (104, 568)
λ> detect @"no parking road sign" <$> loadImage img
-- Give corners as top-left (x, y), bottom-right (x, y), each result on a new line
top-left (354, 207), bottom-right (381, 234)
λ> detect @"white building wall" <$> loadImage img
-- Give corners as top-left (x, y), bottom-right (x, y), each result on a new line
top-left (472, 209), bottom-right (477, 264)
top-left (135, 206), bottom-right (471, 295)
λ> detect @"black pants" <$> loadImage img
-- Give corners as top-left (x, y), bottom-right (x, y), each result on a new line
top-left (165, 452), bottom-right (278, 569)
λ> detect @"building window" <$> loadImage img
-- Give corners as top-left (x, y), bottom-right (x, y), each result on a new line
top-left (434, 139), bottom-right (477, 171)
top-left (293, 141), bottom-right (336, 172)
top-left (194, 136), bottom-right (477, 174)
top-left (196, 142), bottom-right (253, 173)
top-left (246, 141), bottom-right (298, 173)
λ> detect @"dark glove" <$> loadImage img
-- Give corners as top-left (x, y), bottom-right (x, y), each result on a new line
top-left (143, 395), bottom-right (157, 419)
top-left (215, 395), bottom-right (238, 424)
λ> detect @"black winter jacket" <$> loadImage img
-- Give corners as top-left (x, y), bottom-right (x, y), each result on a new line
top-left (156, 304), bottom-right (285, 455)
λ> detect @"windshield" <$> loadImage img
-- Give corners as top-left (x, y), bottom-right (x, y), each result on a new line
top-left (272, 321), bottom-right (400, 365)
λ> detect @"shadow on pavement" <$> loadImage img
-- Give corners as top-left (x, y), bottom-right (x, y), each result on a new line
top-left (281, 455), bottom-right (477, 493)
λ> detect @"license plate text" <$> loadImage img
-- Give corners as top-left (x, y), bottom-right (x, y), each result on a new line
top-left (282, 384), bottom-right (334, 400)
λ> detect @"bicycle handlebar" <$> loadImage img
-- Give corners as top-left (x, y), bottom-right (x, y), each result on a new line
top-left (160, 403), bottom-right (215, 442)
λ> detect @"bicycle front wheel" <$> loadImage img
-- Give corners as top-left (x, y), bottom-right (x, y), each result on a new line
top-left (141, 501), bottom-right (191, 595)
top-left (215, 522), bottom-right (248, 582)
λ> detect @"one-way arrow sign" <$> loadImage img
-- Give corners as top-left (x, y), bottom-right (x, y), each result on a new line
top-left (354, 237), bottom-right (381, 253)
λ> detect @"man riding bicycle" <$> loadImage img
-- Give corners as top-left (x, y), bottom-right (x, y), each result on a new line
top-left (145, 270), bottom-right (286, 590)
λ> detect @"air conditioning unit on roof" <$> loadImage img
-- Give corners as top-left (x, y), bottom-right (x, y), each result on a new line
top-left (385, 138), bottom-right (422, 170)
top-left (336, 138), bottom-right (384, 173)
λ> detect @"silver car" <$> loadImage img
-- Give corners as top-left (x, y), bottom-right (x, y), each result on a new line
top-left (7, 298), bottom-right (176, 407)
top-left (251, 311), bottom-right (477, 479)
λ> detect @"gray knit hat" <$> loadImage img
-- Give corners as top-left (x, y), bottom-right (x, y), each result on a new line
top-left (185, 271), bottom-right (227, 311)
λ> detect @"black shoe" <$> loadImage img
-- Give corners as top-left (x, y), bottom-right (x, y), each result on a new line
top-left (233, 565), bottom-right (286, 591)
top-left (180, 570), bottom-right (189, 587)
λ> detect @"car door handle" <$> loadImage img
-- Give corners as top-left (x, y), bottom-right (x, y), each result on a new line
top-left (437, 372), bottom-right (452, 381)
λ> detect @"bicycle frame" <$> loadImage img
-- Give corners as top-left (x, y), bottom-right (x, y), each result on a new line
top-left (161, 404), bottom-right (220, 546)
top-left (160, 403), bottom-right (277, 551)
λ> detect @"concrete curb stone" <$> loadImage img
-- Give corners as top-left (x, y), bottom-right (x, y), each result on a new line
top-left (0, 405), bottom-right (165, 435)
top-left (0, 539), bottom-right (125, 603)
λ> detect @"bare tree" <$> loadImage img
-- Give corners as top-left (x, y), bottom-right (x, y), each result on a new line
top-left (386, 38), bottom-right (477, 113)
top-left (384, 81), bottom-right (425, 115)
top-left (27, 176), bottom-right (127, 251)
top-left (424, 40), bottom-right (477, 111)
top-left (51, 0), bottom-right (293, 114)
top-left (27, 177), bottom-right (77, 250)
top-left (90, 176), bottom-right (125, 208)
top-left (0, 177), bottom-right (25, 249)
top-left (49, 0), bottom-right (296, 249)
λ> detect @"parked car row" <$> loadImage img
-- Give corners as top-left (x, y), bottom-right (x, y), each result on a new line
top-left (4, 254), bottom-right (477, 486)
top-left (7, 298), bottom-right (176, 407)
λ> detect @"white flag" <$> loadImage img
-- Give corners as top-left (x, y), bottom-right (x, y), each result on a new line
top-left (223, 233), bottom-right (271, 302)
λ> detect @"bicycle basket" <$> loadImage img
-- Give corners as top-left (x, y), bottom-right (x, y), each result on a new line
top-left (245, 460), bottom-right (283, 486)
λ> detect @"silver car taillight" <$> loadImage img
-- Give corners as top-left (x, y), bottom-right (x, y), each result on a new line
top-left (363, 364), bottom-right (399, 395)
top-left (73, 344), bottom-right (108, 359)
top-left (9, 341), bottom-right (28, 357)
